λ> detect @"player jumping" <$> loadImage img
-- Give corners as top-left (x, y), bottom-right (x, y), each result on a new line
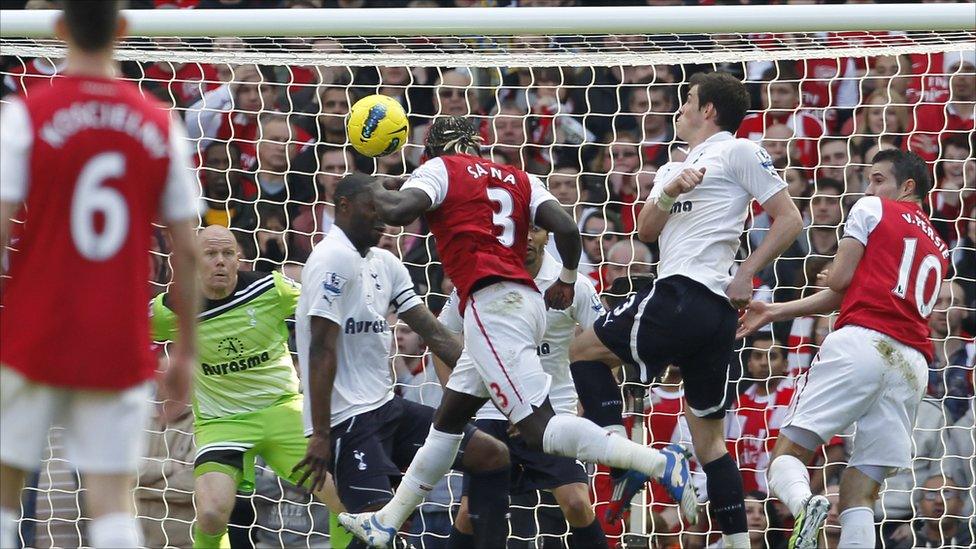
top-left (570, 71), bottom-right (804, 548)
top-left (0, 3), bottom-right (200, 547)
top-left (339, 116), bottom-right (695, 548)
top-left (737, 149), bottom-right (947, 549)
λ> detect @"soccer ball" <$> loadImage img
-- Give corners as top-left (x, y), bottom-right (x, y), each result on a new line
top-left (347, 94), bottom-right (409, 157)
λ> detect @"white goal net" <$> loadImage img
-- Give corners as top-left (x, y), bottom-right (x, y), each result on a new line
top-left (1, 4), bottom-right (974, 548)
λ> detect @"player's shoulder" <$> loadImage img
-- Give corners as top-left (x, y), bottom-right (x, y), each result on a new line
top-left (236, 270), bottom-right (277, 298)
top-left (726, 136), bottom-right (764, 156)
top-left (848, 195), bottom-right (885, 220)
top-left (370, 246), bottom-right (406, 270)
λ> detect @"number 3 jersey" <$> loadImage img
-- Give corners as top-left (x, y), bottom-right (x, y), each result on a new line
top-left (836, 196), bottom-right (950, 362)
top-left (0, 76), bottom-right (198, 390)
top-left (402, 154), bottom-right (556, 312)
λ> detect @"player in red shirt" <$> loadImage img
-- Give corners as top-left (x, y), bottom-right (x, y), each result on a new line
top-left (336, 116), bottom-right (694, 547)
top-left (738, 149), bottom-right (949, 549)
top-left (0, 4), bottom-right (200, 548)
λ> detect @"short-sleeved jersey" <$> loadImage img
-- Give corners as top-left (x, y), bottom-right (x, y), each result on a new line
top-left (296, 226), bottom-right (422, 429)
top-left (440, 250), bottom-right (605, 419)
top-left (402, 154), bottom-right (556, 312)
top-left (725, 381), bottom-right (796, 493)
top-left (836, 197), bottom-right (950, 362)
top-left (649, 132), bottom-right (786, 299)
top-left (151, 271), bottom-right (301, 420)
top-left (0, 76), bottom-right (198, 390)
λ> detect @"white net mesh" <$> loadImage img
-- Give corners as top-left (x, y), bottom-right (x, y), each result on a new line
top-left (2, 22), bottom-right (974, 549)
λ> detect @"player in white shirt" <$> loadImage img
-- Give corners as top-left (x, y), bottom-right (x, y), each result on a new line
top-left (437, 225), bottom-right (610, 548)
top-left (292, 173), bottom-right (510, 546)
top-left (572, 71), bottom-right (804, 548)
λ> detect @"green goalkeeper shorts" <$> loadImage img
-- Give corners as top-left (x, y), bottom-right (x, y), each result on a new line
top-left (193, 393), bottom-right (308, 492)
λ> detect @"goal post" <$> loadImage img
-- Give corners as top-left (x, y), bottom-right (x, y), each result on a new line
top-left (1, 4), bottom-right (973, 548)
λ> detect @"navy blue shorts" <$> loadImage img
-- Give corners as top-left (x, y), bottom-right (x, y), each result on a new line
top-left (461, 418), bottom-right (588, 496)
top-left (593, 275), bottom-right (738, 419)
top-left (328, 396), bottom-right (472, 513)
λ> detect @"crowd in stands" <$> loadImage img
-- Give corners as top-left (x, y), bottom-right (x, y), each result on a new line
top-left (1, 0), bottom-right (973, 548)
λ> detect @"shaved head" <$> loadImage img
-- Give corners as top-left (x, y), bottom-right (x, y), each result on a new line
top-left (198, 224), bottom-right (240, 299)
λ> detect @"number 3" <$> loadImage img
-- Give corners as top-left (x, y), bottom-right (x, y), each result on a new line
top-left (487, 187), bottom-right (515, 247)
top-left (71, 153), bottom-right (129, 261)
top-left (489, 382), bottom-right (509, 409)
top-left (892, 237), bottom-right (942, 317)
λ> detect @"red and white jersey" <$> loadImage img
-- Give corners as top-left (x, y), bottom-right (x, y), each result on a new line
top-left (726, 380), bottom-right (796, 493)
top-left (787, 315), bottom-right (816, 376)
top-left (736, 110), bottom-right (825, 169)
top-left (2, 58), bottom-right (62, 95)
top-left (143, 62), bottom-right (219, 107)
top-left (0, 75), bottom-right (199, 390)
top-left (402, 153), bottom-right (556, 311)
top-left (906, 102), bottom-right (975, 163)
top-left (906, 52), bottom-right (951, 105)
top-left (836, 197), bottom-right (950, 362)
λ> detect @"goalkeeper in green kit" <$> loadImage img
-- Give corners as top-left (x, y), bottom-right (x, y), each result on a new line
top-left (151, 225), bottom-right (347, 548)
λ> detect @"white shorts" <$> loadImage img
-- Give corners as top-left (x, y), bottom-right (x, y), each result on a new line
top-left (0, 366), bottom-right (153, 474)
top-left (783, 325), bottom-right (927, 470)
top-left (445, 281), bottom-right (551, 423)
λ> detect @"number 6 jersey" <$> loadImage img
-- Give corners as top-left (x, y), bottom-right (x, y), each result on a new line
top-left (836, 196), bottom-right (950, 362)
top-left (402, 153), bottom-right (556, 312)
top-left (0, 75), bottom-right (198, 390)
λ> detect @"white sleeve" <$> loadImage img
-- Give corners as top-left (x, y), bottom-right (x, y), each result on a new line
top-left (401, 157), bottom-right (449, 210)
top-left (436, 290), bottom-right (464, 335)
top-left (528, 174), bottom-right (558, 222)
top-left (160, 120), bottom-right (202, 222)
top-left (728, 139), bottom-right (787, 206)
top-left (571, 277), bottom-right (605, 329)
top-left (386, 253), bottom-right (423, 314)
top-left (305, 253), bottom-right (357, 324)
top-left (843, 196), bottom-right (883, 246)
top-left (183, 83), bottom-right (232, 145)
top-left (0, 99), bottom-right (32, 203)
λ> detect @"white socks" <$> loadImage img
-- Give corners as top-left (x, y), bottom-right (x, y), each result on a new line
top-left (542, 415), bottom-right (666, 479)
top-left (376, 427), bottom-right (462, 528)
top-left (768, 455), bottom-right (812, 517)
top-left (89, 512), bottom-right (143, 548)
top-left (722, 532), bottom-right (751, 549)
top-left (1, 507), bottom-right (17, 549)
top-left (838, 507), bottom-right (875, 547)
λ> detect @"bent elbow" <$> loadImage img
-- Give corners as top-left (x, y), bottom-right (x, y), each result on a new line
top-left (637, 224), bottom-right (658, 244)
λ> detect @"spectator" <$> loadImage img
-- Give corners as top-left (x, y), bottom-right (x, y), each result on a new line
top-left (592, 134), bottom-right (654, 233)
top-left (295, 78), bottom-right (351, 148)
top-left (908, 58), bottom-right (975, 162)
top-left (860, 54), bottom-right (912, 101)
top-left (185, 64), bottom-right (281, 169)
top-left (2, 56), bottom-right (62, 97)
top-left (527, 66), bottom-right (593, 167)
top-left (908, 475), bottom-right (972, 549)
top-left (598, 239), bottom-right (653, 294)
top-left (822, 484), bottom-right (842, 549)
top-left (952, 204), bottom-right (976, 305)
top-left (392, 319), bottom-right (443, 409)
top-left (745, 491), bottom-right (786, 549)
top-left (803, 177), bottom-right (844, 260)
top-left (816, 138), bottom-right (862, 192)
top-left (762, 124), bottom-right (795, 170)
top-left (785, 258), bottom-right (831, 376)
top-left (289, 146), bottom-right (354, 261)
top-left (927, 281), bottom-right (974, 423)
top-left (579, 209), bottom-right (621, 280)
top-left (726, 334), bottom-right (795, 494)
top-left (630, 84), bottom-right (676, 168)
top-left (199, 141), bottom-right (258, 232)
top-left (844, 88), bottom-right (911, 151)
top-left (487, 100), bottom-right (542, 173)
top-left (546, 164), bottom-right (588, 222)
top-left (142, 37), bottom-right (219, 108)
top-left (930, 134), bottom-right (976, 243)
top-left (738, 64), bottom-right (825, 170)
top-left (406, 68), bottom-right (479, 166)
top-left (251, 112), bottom-right (313, 212)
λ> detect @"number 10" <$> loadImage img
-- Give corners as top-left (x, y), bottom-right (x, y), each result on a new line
top-left (892, 237), bottom-right (942, 318)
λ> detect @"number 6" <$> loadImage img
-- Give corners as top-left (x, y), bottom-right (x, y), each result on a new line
top-left (71, 152), bottom-right (129, 261)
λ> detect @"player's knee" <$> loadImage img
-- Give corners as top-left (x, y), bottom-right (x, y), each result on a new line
top-left (463, 431), bottom-right (510, 472)
top-left (559, 491), bottom-right (594, 527)
top-left (195, 505), bottom-right (231, 533)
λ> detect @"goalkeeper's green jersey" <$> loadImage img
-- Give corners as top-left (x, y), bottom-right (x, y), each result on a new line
top-left (151, 270), bottom-right (301, 420)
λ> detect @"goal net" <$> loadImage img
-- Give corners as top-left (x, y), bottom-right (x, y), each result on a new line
top-left (1, 4), bottom-right (974, 548)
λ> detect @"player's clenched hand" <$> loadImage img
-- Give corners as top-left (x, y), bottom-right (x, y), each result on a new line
top-left (544, 280), bottom-right (574, 310)
top-left (662, 167), bottom-right (706, 198)
top-left (293, 434), bottom-right (332, 492)
top-left (158, 349), bottom-right (193, 426)
top-left (736, 300), bottom-right (775, 339)
top-left (725, 272), bottom-right (753, 310)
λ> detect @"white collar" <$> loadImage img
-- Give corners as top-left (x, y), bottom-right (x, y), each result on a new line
top-left (533, 250), bottom-right (562, 286)
top-left (327, 225), bottom-right (371, 258)
top-left (687, 131), bottom-right (734, 158)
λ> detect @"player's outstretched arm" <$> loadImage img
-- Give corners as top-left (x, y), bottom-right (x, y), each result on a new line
top-left (726, 189), bottom-right (803, 308)
top-left (371, 181), bottom-right (432, 226)
top-left (534, 200), bottom-right (581, 310)
top-left (294, 316), bottom-right (340, 492)
top-left (400, 305), bottom-right (463, 368)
